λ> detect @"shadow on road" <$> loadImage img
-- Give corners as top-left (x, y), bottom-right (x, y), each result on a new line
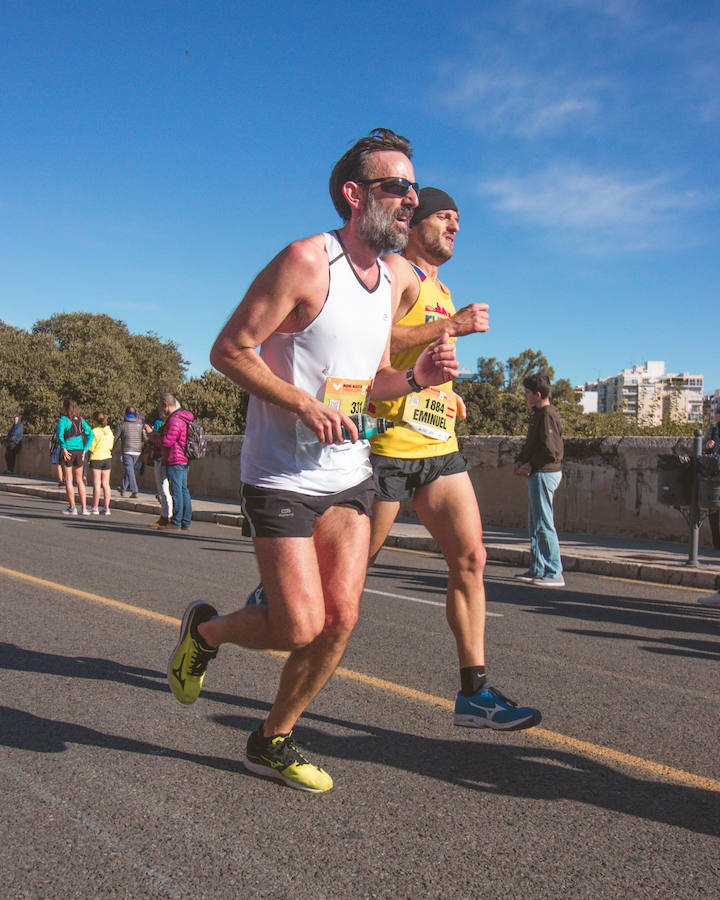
top-left (209, 706), bottom-right (720, 838)
top-left (0, 642), bottom-right (170, 693)
top-left (2, 641), bottom-right (718, 837)
top-left (0, 704), bottom-right (244, 775)
top-left (372, 560), bottom-right (720, 661)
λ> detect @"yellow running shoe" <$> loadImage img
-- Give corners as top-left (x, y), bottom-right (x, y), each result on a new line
top-left (168, 601), bottom-right (218, 705)
top-left (244, 727), bottom-right (333, 793)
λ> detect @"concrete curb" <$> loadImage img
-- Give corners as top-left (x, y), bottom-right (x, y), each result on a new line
top-left (2, 480), bottom-right (718, 590)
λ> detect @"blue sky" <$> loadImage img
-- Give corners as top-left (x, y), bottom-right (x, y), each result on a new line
top-left (2, 0), bottom-right (719, 393)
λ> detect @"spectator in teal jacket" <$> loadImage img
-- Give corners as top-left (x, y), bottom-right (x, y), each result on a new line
top-left (56, 398), bottom-right (93, 516)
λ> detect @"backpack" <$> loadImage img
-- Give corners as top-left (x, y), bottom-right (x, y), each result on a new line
top-left (171, 412), bottom-right (207, 460)
top-left (63, 415), bottom-right (84, 440)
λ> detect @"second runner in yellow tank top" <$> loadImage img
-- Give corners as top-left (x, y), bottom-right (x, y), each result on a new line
top-left (369, 263), bottom-right (458, 459)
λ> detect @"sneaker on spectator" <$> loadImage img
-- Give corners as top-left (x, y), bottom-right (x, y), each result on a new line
top-left (532, 574), bottom-right (565, 588)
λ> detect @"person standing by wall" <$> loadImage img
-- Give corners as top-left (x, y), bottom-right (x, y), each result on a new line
top-left (56, 399), bottom-right (93, 516)
top-left (144, 406), bottom-right (173, 528)
top-left (114, 406), bottom-right (144, 498)
top-left (702, 406), bottom-right (720, 551)
top-left (88, 412), bottom-right (114, 515)
top-left (145, 393), bottom-right (193, 532)
top-left (2, 415), bottom-right (23, 474)
top-left (513, 372), bottom-right (565, 587)
top-left (50, 434), bottom-right (64, 487)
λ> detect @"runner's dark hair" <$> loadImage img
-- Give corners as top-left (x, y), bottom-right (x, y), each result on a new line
top-left (63, 398), bottom-right (78, 417)
top-left (329, 127), bottom-right (413, 222)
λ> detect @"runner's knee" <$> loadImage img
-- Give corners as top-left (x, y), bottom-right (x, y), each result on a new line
top-left (268, 604), bottom-right (325, 649)
top-left (449, 541), bottom-right (486, 577)
top-left (323, 605), bottom-right (359, 638)
top-left (273, 619), bottom-right (323, 650)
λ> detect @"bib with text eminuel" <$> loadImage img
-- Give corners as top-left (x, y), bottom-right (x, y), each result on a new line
top-left (402, 386), bottom-right (455, 442)
top-left (322, 377), bottom-right (372, 416)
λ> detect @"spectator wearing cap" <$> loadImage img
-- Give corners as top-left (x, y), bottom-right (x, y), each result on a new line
top-left (114, 406), bottom-right (145, 498)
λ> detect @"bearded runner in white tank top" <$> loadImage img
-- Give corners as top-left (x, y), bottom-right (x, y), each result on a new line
top-left (188, 133), bottom-right (459, 795)
top-left (241, 231), bottom-right (391, 495)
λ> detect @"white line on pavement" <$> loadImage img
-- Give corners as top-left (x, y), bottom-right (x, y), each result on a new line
top-left (363, 587), bottom-right (504, 616)
top-left (0, 514), bottom-right (28, 522)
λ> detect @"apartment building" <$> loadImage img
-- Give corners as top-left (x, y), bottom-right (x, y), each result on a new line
top-left (586, 361), bottom-right (703, 424)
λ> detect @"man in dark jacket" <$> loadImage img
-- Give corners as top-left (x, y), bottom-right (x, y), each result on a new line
top-left (2, 415), bottom-right (23, 474)
top-left (513, 372), bottom-right (564, 587)
top-left (114, 406), bottom-right (145, 497)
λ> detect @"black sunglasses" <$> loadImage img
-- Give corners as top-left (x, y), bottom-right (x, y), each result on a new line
top-left (356, 177), bottom-right (419, 197)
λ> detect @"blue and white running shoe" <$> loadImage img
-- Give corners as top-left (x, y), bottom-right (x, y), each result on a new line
top-left (245, 583), bottom-right (267, 607)
top-left (454, 684), bottom-right (541, 731)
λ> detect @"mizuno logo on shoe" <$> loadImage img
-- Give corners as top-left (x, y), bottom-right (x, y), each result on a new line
top-left (468, 700), bottom-right (506, 718)
top-left (172, 656), bottom-right (186, 689)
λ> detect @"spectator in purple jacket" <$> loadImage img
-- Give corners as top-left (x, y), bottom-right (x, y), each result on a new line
top-left (145, 393), bottom-right (195, 532)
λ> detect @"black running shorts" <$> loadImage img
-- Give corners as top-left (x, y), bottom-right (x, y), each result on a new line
top-left (241, 478), bottom-right (375, 538)
top-left (62, 448), bottom-right (85, 468)
top-left (370, 451), bottom-right (468, 502)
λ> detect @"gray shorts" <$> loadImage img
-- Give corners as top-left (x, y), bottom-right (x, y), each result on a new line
top-left (370, 451), bottom-right (468, 502)
top-left (241, 478), bottom-right (375, 538)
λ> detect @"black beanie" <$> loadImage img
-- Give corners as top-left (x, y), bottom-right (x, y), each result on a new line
top-left (410, 187), bottom-right (458, 227)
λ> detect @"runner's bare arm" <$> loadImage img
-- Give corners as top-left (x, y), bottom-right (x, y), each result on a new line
top-left (210, 236), bottom-right (356, 443)
top-left (369, 331), bottom-right (459, 401)
top-left (383, 255), bottom-right (490, 352)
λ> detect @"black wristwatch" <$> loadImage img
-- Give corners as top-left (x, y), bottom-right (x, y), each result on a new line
top-left (406, 366), bottom-right (422, 393)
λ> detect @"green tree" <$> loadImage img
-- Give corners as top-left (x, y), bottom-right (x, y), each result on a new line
top-left (475, 356), bottom-right (505, 388)
top-left (550, 378), bottom-right (578, 405)
top-left (181, 370), bottom-right (248, 434)
top-left (455, 381), bottom-right (502, 435)
top-left (505, 349), bottom-right (554, 392)
top-left (31, 313), bottom-right (186, 428)
top-left (0, 322), bottom-right (62, 432)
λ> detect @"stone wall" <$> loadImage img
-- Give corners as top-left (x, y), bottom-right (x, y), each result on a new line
top-left (3, 434), bottom-right (713, 544)
top-left (455, 435), bottom-right (703, 541)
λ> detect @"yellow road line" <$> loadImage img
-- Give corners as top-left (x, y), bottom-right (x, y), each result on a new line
top-left (2, 563), bottom-right (719, 794)
top-left (0, 565), bottom-right (178, 626)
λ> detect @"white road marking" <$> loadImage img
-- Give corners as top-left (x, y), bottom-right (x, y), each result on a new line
top-left (0, 513), bottom-right (28, 522)
top-left (363, 587), bottom-right (503, 616)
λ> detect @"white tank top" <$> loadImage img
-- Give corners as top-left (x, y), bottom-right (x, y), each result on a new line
top-left (241, 231), bottom-right (392, 495)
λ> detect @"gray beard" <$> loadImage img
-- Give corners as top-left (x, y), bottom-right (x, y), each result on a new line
top-left (357, 191), bottom-right (409, 254)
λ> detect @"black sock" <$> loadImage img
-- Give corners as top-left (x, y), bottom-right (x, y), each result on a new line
top-left (460, 666), bottom-right (487, 697)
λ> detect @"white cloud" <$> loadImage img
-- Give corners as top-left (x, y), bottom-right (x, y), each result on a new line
top-left (438, 61), bottom-right (606, 139)
top-left (539, 0), bottom-right (643, 25)
top-left (480, 163), bottom-right (703, 251)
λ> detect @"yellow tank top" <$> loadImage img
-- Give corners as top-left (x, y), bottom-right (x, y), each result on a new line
top-left (369, 263), bottom-right (458, 459)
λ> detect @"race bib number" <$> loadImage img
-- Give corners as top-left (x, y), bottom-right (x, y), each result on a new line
top-left (322, 377), bottom-right (371, 416)
top-left (402, 387), bottom-right (455, 442)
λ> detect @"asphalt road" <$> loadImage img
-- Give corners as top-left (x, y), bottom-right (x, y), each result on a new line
top-left (1, 491), bottom-right (719, 899)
